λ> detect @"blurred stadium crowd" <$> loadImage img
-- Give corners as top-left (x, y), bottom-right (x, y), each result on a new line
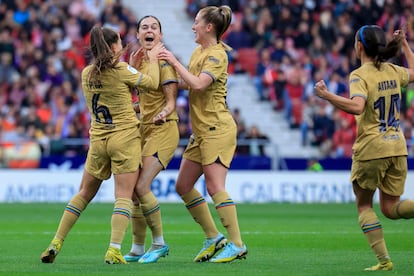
top-left (1, 0), bottom-right (414, 168)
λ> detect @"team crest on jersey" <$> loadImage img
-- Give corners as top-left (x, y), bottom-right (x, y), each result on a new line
top-left (208, 56), bottom-right (220, 64)
top-left (127, 65), bottom-right (138, 74)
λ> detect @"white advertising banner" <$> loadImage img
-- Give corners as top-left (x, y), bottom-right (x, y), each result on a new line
top-left (1, 170), bottom-right (414, 203)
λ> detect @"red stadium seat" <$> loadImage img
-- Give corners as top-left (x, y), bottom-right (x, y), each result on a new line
top-left (237, 48), bottom-right (259, 76)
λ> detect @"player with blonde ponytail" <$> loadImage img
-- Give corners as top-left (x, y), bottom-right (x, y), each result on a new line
top-left (159, 5), bottom-right (248, 263)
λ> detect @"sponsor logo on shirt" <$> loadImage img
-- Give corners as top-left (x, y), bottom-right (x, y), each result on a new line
top-left (208, 56), bottom-right (219, 64)
top-left (350, 77), bottom-right (360, 84)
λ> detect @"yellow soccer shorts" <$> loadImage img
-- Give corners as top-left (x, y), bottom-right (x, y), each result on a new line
top-left (85, 126), bottom-right (141, 180)
top-left (141, 120), bottom-right (179, 168)
top-left (351, 156), bottom-right (407, 196)
top-left (183, 128), bottom-right (236, 168)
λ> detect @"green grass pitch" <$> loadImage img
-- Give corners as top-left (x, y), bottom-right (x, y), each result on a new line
top-left (1, 203), bottom-right (413, 275)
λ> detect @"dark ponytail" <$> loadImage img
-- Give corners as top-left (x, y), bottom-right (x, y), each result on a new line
top-left (358, 25), bottom-right (403, 70)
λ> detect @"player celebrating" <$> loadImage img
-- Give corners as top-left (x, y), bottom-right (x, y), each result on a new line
top-left (123, 15), bottom-right (179, 264)
top-left (314, 26), bottom-right (414, 271)
top-left (40, 26), bottom-right (163, 264)
top-left (159, 5), bottom-right (248, 263)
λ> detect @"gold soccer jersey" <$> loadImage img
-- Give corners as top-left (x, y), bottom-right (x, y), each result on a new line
top-left (137, 59), bottom-right (179, 124)
top-left (81, 61), bottom-right (160, 138)
top-left (187, 43), bottom-right (236, 137)
top-left (349, 62), bottom-right (409, 160)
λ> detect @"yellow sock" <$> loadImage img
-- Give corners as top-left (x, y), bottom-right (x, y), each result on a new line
top-left (391, 200), bottom-right (414, 219)
top-left (55, 194), bottom-right (88, 240)
top-left (212, 191), bottom-right (243, 247)
top-left (182, 189), bottom-right (218, 238)
top-left (131, 204), bottom-right (147, 246)
top-left (110, 198), bottom-right (132, 246)
top-left (139, 192), bottom-right (163, 242)
top-left (359, 208), bottom-right (390, 263)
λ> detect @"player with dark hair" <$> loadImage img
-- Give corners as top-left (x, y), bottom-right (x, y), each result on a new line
top-left (159, 5), bottom-right (248, 263)
top-left (40, 25), bottom-right (163, 264)
top-left (314, 26), bottom-right (414, 271)
top-left (123, 15), bottom-right (179, 264)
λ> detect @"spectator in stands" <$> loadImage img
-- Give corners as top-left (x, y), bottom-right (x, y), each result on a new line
top-left (239, 4), bottom-right (258, 41)
top-left (272, 5), bottom-right (296, 39)
top-left (232, 107), bottom-right (246, 138)
top-left (311, 104), bottom-right (335, 156)
top-left (308, 35), bottom-right (326, 64)
top-left (333, 13), bottom-right (354, 55)
top-left (318, 9), bottom-right (337, 50)
top-left (224, 14), bottom-right (253, 74)
top-left (335, 56), bottom-right (354, 79)
top-left (253, 48), bottom-right (274, 101)
top-left (327, 71), bottom-right (348, 97)
top-left (0, 52), bottom-right (17, 85)
top-left (369, 2), bottom-right (395, 31)
top-left (283, 66), bottom-right (305, 128)
top-left (252, 6), bottom-right (273, 49)
top-left (21, 105), bottom-right (44, 132)
top-left (301, 95), bottom-right (319, 146)
top-left (271, 67), bottom-right (287, 111)
top-left (307, 157), bottom-right (324, 172)
top-left (270, 37), bottom-right (288, 63)
top-left (64, 113), bottom-right (87, 156)
top-left (0, 26), bottom-right (14, 60)
top-left (294, 21), bottom-right (313, 50)
top-left (331, 116), bottom-right (355, 158)
top-left (238, 125), bottom-right (269, 156)
top-left (224, 15), bottom-right (252, 50)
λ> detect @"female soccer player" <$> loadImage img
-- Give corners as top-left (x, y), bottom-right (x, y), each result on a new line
top-left (314, 26), bottom-right (414, 271)
top-left (159, 5), bottom-right (248, 263)
top-left (123, 15), bottom-right (179, 264)
top-left (40, 25), bottom-right (163, 264)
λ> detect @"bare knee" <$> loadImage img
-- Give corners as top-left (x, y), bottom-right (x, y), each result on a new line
top-left (380, 191), bottom-right (402, 220)
top-left (135, 181), bottom-right (150, 197)
top-left (176, 181), bottom-right (191, 196)
top-left (206, 185), bottom-right (221, 197)
top-left (78, 189), bottom-right (97, 203)
top-left (380, 204), bottom-right (399, 220)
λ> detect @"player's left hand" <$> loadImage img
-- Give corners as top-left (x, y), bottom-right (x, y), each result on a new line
top-left (130, 48), bottom-right (144, 69)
